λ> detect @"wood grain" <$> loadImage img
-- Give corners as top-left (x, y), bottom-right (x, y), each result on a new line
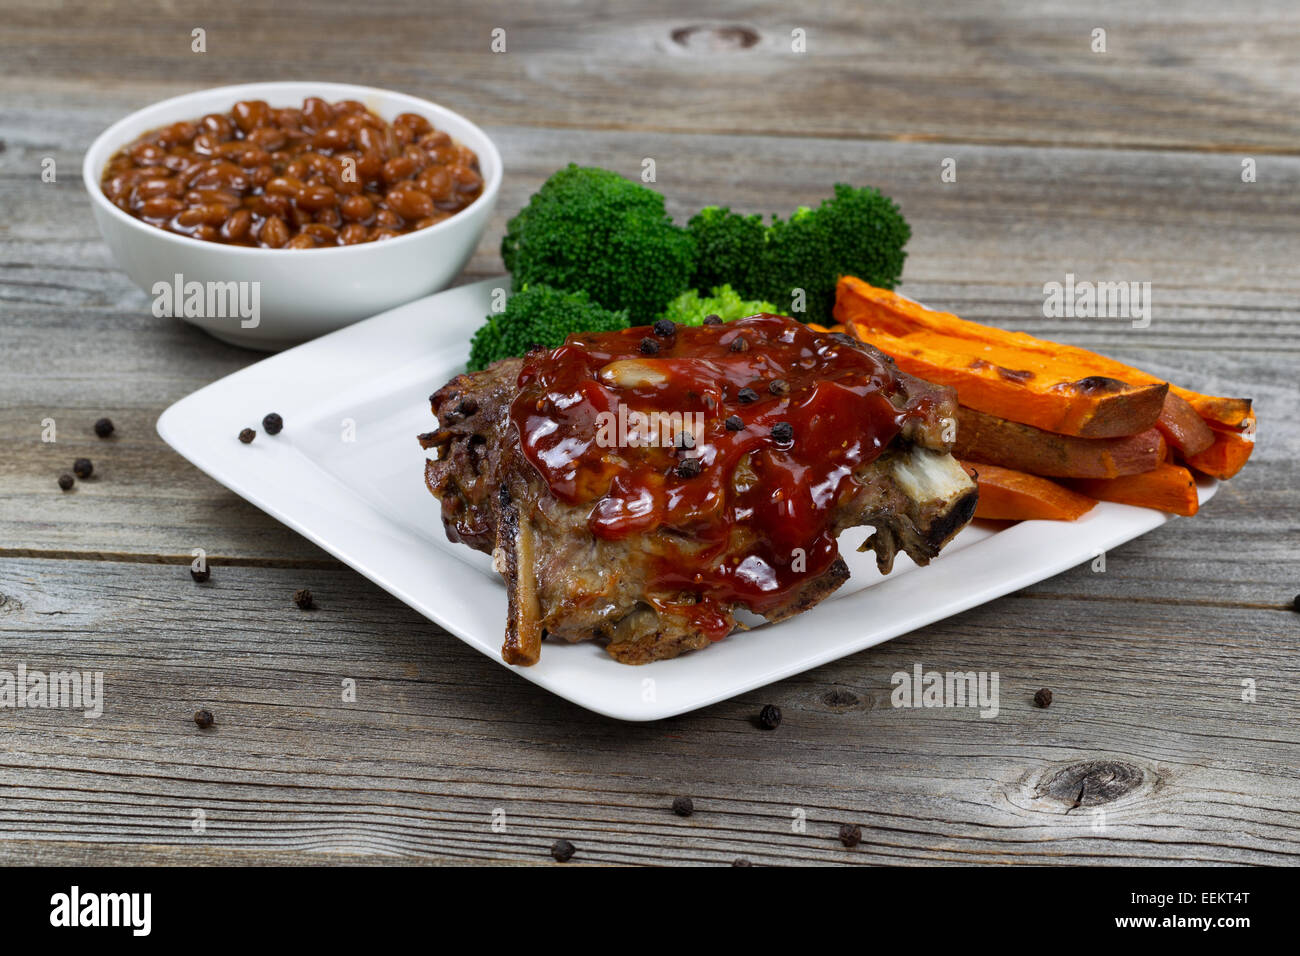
top-left (2, 0), bottom-right (1299, 151)
top-left (0, 0), bottom-right (1296, 867)
top-left (1, 557), bottom-right (1296, 865)
top-left (2, 130), bottom-right (1296, 563)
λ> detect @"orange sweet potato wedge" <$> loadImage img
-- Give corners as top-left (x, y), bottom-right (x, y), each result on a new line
top-left (1184, 413), bottom-right (1257, 480)
top-left (1068, 462), bottom-right (1200, 517)
top-left (847, 325), bottom-right (1167, 438)
top-left (1157, 392), bottom-right (1216, 457)
top-left (835, 276), bottom-right (1252, 452)
top-left (960, 461), bottom-right (1097, 521)
top-left (955, 406), bottom-right (1166, 479)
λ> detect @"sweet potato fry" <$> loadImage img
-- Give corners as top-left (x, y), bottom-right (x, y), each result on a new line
top-left (1184, 413), bottom-right (1256, 480)
top-left (1068, 462), bottom-right (1200, 517)
top-left (1156, 392), bottom-right (1215, 457)
top-left (834, 276), bottom-right (1253, 438)
top-left (954, 406), bottom-right (1165, 478)
top-left (847, 325), bottom-right (1167, 438)
top-left (960, 461), bottom-right (1096, 521)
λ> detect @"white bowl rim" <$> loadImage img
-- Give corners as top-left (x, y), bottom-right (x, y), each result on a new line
top-left (82, 80), bottom-right (503, 257)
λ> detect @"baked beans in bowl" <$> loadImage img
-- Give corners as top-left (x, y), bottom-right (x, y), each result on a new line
top-left (84, 82), bottom-right (501, 350)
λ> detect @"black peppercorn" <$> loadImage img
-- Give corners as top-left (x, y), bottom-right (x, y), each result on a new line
top-left (640, 336), bottom-right (660, 355)
top-left (1033, 688), bottom-right (1053, 708)
top-left (190, 565), bottom-right (210, 583)
top-left (72, 458), bottom-right (93, 479)
top-left (262, 412), bottom-right (284, 435)
top-left (653, 319), bottom-right (676, 337)
top-left (768, 379), bottom-right (789, 396)
top-left (758, 704), bottom-right (782, 730)
top-left (725, 415), bottom-right (744, 431)
top-left (1293, 594), bottom-right (1300, 612)
top-left (550, 839), bottom-right (575, 863)
top-left (703, 314), bottom-right (722, 325)
top-left (293, 588), bottom-right (314, 610)
top-left (771, 422), bottom-right (794, 443)
top-left (677, 431), bottom-right (695, 450)
top-left (677, 457), bottom-right (702, 479)
top-left (93, 417), bottom-right (115, 438)
top-left (194, 709), bottom-right (214, 729)
top-left (839, 824), bottom-right (863, 848)
top-left (238, 428), bottom-right (255, 444)
top-left (672, 796), bottom-right (694, 817)
top-left (737, 387), bottom-right (758, 404)
top-left (57, 473), bottom-right (74, 491)
top-left (729, 336), bottom-right (749, 353)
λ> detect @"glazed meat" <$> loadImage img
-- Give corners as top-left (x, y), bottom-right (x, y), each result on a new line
top-left (421, 314), bottom-right (978, 665)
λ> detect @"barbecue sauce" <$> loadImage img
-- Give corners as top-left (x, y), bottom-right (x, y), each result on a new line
top-left (510, 314), bottom-right (936, 639)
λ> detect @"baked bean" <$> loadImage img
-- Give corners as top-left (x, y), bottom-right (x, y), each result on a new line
top-left (311, 126), bottom-right (351, 151)
top-left (139, 196), bottom-right (184, 219)
top-left (355, 150), bottom-right (383, 179)
top-left (301, 223), bottom-right (338, 242)
top-left (221, 208), bottom-right (254, 241)
top-left (260, 216), bottom-right (289, 247)
top-left (156, 122), bottom-right (198, 147)
top-left (130, 142), bottom-right (167, 165)
top-left (395, 112), bottom-right (433, 136)
top-left (200, 113), bottom-right (234, 139)
top-left (340, 194), bottom-right (374, 222)
top-left (417, 167), bottom-right (452, 201)
top-left (239, 147), bottom-right (270, 168)
top-left (296, 184), bottom-right (337, 211)
top-left (274, 108), bottom-right (303, 130)
top-left (134, 176), bottom-right (179, 200)
top-left (266, 175), bottom-right (303, 196)
top-left (101, 96), bottom-right (485, 248)
top-left (339, 223), bottom-right (370, 244)
top-left (247, 126), bottom-right (287, 151)
top-left (177, 204), bottom-right (232, 227)
top-left (419, 130), bottom-right (452, 151)
top-left (386, 185), bottom-right (435, 220)
top-left (231, 99), bottom-right (271, 133)
top-left (380, 155), bottom-right (416, 185)
top-left (249, 164), bottom-right (274, 188)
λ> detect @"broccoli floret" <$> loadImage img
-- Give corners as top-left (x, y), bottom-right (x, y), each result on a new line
top-left (759, 184), bottom-right (910, 324)
top-left (500, 164), bottom-right (696, 325)
top-left (467, 284), bottom-right (629, 371)
top-left (686, 207), bottom-right (767, 296)
top-left (659, 284), bottom-right (782, 326)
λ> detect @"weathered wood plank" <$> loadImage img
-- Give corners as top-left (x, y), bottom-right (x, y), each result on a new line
top-left (1, 557), bottom-right (1295, 865)
top-left (1, 128), bottom-right (1295, 562)
top-left (1, 0), bottom-right (1299, 151)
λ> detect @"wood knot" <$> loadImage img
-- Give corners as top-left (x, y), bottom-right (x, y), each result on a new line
top-left (818, 687), bottom-right (865, 713)
top-left (670, 24), bottom-right (760, 51)
top-left (1040, 760), bottom-right (1145, 810)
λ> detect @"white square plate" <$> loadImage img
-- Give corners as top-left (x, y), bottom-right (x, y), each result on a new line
top-left (158, 278), bottom-right (1216, 720)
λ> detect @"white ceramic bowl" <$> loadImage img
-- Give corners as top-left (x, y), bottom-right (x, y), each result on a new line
top-left (83, 81), bottom-right (502, 350)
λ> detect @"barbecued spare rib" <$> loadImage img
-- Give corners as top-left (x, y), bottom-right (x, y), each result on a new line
top-left (420, 314), bottom-right (978, 665)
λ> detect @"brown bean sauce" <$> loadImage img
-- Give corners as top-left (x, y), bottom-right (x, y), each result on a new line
top-left (101, 98), bottom-right (485, 248)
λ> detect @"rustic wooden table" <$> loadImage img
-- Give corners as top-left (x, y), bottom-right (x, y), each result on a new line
top-left (1, 1), bottom-right (1296, 866)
